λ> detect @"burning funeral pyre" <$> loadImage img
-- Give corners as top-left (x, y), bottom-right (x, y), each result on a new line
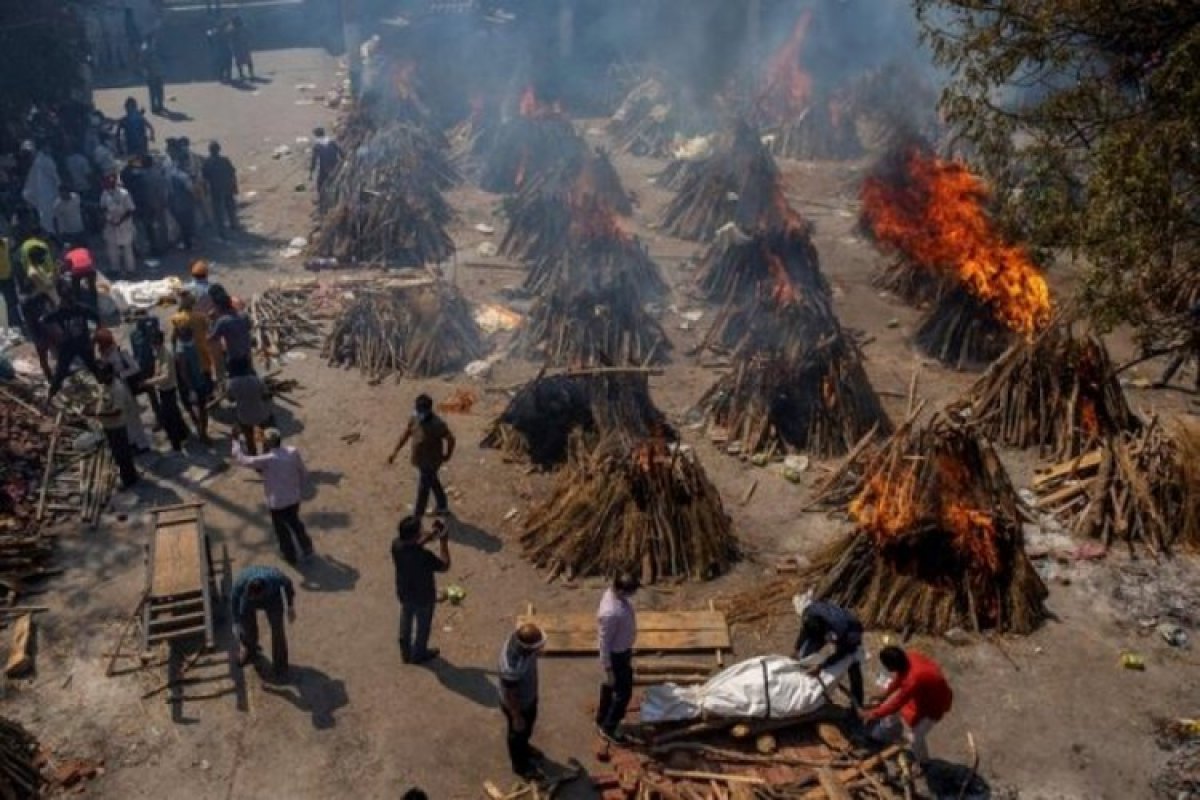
top-left (323, 276), bottom-right (485, 382)
top-left (499, 148), bottom-right (632, 263)
top-left (310, 120), bottom-right (458, 266)
top-left (481, 370), bottom-right (673, 469)
top-left (694, 179), bottom-right (892, 457)
top-left (480, 87), bottom-right (587, 194)
top-left (447, 96), bottom-right (500, 182)
top-left (750, 8), bottom-right (863, 162)
top-left (1032, 418), bottom-right (1200, 554)
top-left (659, 123), bottom-right (788, 242)
top-left (517, 198), bottom-right (670, 367)
top-left (861, 144), bottom-right (1053, 368)
top-left (521, 433), bottom-right (738, 584)
top-left (730, 416), bottom-right (1048, 634)
top-left (607, 76), bottom-right (713, 159)
top-left (957, 322), bottom-right (1140, 460)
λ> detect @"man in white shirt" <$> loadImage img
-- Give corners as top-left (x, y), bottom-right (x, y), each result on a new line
top-left (231, 429), bottom-right (314, 564)
top-left (100, 173), bottom-right (137, 276)
top-left (53, 186), bottom-right (85, 242)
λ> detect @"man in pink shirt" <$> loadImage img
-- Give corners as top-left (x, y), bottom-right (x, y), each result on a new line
top-left (232, 428), bottom-right (313, 565)
top-left (595, 573), bottom-right (639, 742)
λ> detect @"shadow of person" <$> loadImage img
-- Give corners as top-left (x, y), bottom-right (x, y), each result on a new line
top-left (447, 517), bottom-right (503, 554)
top-left (429, 658), bottom-right (499, 708)
top-left (923, 757), bottom-right (992, 798)
top-left (259, 664), bottom-right (349, 730)
top-left (157, 109), bottom-right (193, 123)
top-left (297, 554), bottom-right (359, 592)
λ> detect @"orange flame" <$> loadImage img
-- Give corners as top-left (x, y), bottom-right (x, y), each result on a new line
top-left (1078, 399), bottom-right (1100, 437)
top-left (758, 10), bottom-right (814, 117)
top-left (519, 86), bottom-right (561, 119)
top-left (861, 148), bottom-right (1052, 337)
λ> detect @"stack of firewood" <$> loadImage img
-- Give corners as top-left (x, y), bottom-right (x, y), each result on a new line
top-left (0, 717), bottom-right (41, 798)
top-left (733, 415), bottom-right (1047, 633)
top-left (521, 433), bottom-right (738, 584)
top-left (916, 288), bottom-right (1016, 369)
top-left (607, 77), bottom-right (713, 159)
top-left (480, 115), bottom-right (586, 194)
top-left (323, 277), bottom-right (485, 381)
top-left (1032, 418), bottom-right (1199, 553)
top-left (448, 102), bottom-right (500, 182)
top-left (659, 123), bottom-right (786, 242)
top-left (753, 89), bottom-right (864, 162)
top-left (958, 323), bottom-right (1140, 459)
top-left (311, 119), bottom-right (458, 266)
top-left (250, 283), bottom-right (327, 367)
top-left (482, 369), bottom-right (673, 468)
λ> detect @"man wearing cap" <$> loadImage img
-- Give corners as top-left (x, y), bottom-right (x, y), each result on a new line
top-left (231, 428), bottom-right (313, 564)
top-left (596, 573), bottom-right (639, 743)
top-left (498, 623), bottom-right (547, 780)
top-left (63, 247), bottom-right (99, 313)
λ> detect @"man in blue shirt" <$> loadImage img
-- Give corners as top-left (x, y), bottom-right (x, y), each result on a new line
top-left (117, 97), bottom-right (154, 157)
top-left (231, 565), bottom-right (295, 677)
top-left (794, 600), bottom-right (866, 707)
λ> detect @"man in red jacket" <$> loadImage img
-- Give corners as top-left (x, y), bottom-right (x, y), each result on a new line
top-left (861, 646), bottom-right (953, 764)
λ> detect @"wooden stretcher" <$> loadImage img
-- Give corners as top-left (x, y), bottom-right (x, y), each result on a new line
top-left (142, 503), bottom-right (219, 651)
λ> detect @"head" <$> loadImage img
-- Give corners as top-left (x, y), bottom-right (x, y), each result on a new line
top-left (102, 173), bottom-right (117, 190)
top-left (94, 327), bottom-right (115, 352)
top-left (208, 141), bottom-right (221, 157)
top-left (515, 623), bottom-right (546, 655)
top-left (96, 362), bottom-right (115, 385)
top-left (209, 283), bottom-right (232, 310)
top-left (124, 97), bottom-right (137, 114)
top-left (396, 515), bottom-right (422, 543)
top-left (262, 428), bottom-right (282, 450)
top-left (246, 577), bottom-right (267, 600)
top-left (878, 646), bottom-right (910, 675)
top-left (177, 289), bottom-right (196, 311)
top-left (612, 572), bottom-right (639, 598)
top-left (414, 394), bottom-right (433, 418)
top-left (190, 259), bottom-right (209, 280)
top-left (802, 613), bottom-right (829, 642)
top-left (313, 127), bottom-right (326, 139)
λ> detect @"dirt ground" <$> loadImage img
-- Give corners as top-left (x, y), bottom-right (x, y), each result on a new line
top-left (6, 46), bottom-right (1200, 800)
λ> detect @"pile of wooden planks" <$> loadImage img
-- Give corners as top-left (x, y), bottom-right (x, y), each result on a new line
top-left (915, 288), bottom-right (1014, 370)
top-left (323, 277), bottom-right (486, 382)
top-left (521, 433), bottom-right (738, 584)
top-left (0, 717), bottom-right (41, 798)
top-left (481, 369), bottom-right (674, 469)
top-left (36, 411), bottom-right (115, 528)
top-left (1032, 418), bottom-right (1198, 552)
top-left (519, 605), bottom-right (731, 658)
top-left (249, 283), bottom-right (327, 367)
top-left (959, 322), bottom-right (1140, 459)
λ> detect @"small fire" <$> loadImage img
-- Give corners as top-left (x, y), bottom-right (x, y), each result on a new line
top-left (765, 251), bottom-right (798, 306)
top-left (757, 10), bottom-right (814, 116)
top-left (519, 86), bottom-right (561, 119)
top-left (1078, 398), bottom-right (1100, 437)
top-left (861, 147), bottom-right (1052, 337)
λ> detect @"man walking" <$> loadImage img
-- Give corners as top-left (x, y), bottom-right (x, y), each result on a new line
top-left (227, 363), bottom-right (272, 454)
top-left (43, 283), bottom-right (101, 398)
top-left (231, 565), bottom-right (295, 677)
top-left (231, 429), bottom-right (313, 565)
top-left (391, 515), bottom-right (450, 664)
top-left (794, 599), bottom-right (866, 707)
top-left (91, 363), bottom-right (139, 489)
top-left (498, 623), bottom-right (547, 781)
top-left (387, 394), bottom-right (456, 517)
top-left (208, 283), bottom-right (253, 376)
top-left (596, 573), bottom-right (638, 743)
top-left (309, 127), bottom-right (342, 206)
top-left (144, 329), bottom-right (190, 452)
top-left (202, 141), bottom-right (238, 238)
top-left (861, 646), bottom-right (954, 766)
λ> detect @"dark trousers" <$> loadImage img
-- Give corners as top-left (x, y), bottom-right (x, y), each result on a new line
top-left (0, 279), bottom-right (20, 330)
top-left (239, 424), bottom-right (259, 454)
top-left (502, 702), bottom-right (538, 776)
top-left (49, 338), bottom-right (101, 396)
top-left (171, 203), bottom-right (196, 249)
top-left (596, 650), bottom-right (634, 733)
top-left (155, 387), bottom-right (190, 450)
top-left (147, 76), bottom-right (165, 111)
top-left (415, 466), bottom-right (448, 516)
top-left (212, 191), bottom-right (238, 235)
top-left (798, 639), bottom-right (865, 707)
top-left (238, 602), bottom-right (288, 673)
top-left (269, 504), bottom-right (313, 563)
top-left (398, 602), bottom-right (435, 662)
top-left (104, 426), bottom-right (139, 488)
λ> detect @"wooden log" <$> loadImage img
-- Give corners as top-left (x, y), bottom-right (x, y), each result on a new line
top-left (5, 614), bottom-right (34, 677)
top-left (816, 767), bottom-right (853, 800)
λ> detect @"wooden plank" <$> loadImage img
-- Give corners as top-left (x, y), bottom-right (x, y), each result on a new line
top-left (4, 614), bottom-right (33, 677)
top-left (146, 595), bottom-right (205, 613)
top-left (155, 508), bottom-right (200, 525)
top-left (1032, 449), bottom-right (1103, 487)
top-left (1035, 481), bottom-right (1090, 509)
top-left (146, 623), bottom-right (209, 644)
top-left (151, 520), bottom-right (202, 598)
top-left (816, 767), bottom-right (852, 800)
top-left (529, 629), bottom-right (731, 655)
top-left (520, 611), bottom-right (729, 633)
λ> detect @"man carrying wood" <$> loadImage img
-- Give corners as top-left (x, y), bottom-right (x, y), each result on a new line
top-left (387, 394), bottom-right (456, 518)
top-left (596, 573), bottom-right (638, 743)
top-left (231, 565), bottom-right (295, 678)
top-left (391, 515), bottom-right (450, 664)
top-left (231, 428), bottom-right (314, 565)
top-left (498, 623), bottom-right (547, 781)
top-left (794, 599), bottom-right (865, 707)
top-left (860, 646), bottom-right (953, 767)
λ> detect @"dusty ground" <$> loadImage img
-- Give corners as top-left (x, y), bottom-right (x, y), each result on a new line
top-left (5, 46), bottom-right (1200, 800)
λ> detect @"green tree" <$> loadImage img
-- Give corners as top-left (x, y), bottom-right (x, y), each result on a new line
top-left (913, 0), bottom-right (1200, 339)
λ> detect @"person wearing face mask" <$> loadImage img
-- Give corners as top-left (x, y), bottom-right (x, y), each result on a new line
top-left (386, 393), bottom-right (456, 518)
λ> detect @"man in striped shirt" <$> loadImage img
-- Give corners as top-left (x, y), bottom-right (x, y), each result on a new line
top-left (231, 565), bottom-right (295, 677)
top-left (596, 573), bottom-right (639, 743)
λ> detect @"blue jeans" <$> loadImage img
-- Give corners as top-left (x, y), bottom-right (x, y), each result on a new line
top-left (415, 466), bottom-right (448, 516)
top-left (398, 602), bottom-right (435, 661)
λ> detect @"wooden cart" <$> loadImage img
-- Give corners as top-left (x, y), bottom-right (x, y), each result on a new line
top-left (142, 503), bottom-right (220, 652)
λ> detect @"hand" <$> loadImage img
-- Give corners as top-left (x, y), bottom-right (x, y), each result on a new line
top-left (602, 668), bottom-right (615, 688)
top-left (806, 664), bottom-right (822, 677)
